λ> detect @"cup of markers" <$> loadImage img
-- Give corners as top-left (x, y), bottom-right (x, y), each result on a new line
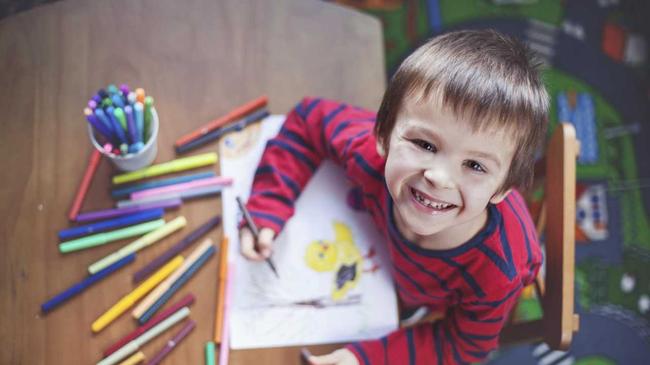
top-left (84, 84), bottom-right (159, 171)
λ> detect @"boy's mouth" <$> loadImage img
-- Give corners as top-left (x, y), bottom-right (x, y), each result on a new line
top-left (410, 187), bottom-right (456, 211)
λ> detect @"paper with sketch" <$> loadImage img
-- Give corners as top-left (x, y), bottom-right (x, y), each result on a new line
top-left (220, 115), bottom-right (398, 349)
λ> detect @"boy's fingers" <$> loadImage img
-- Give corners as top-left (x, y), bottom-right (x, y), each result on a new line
top-left (257, 227), bottom-right (275, 258)
top-left (239, 227), bottom-right (264, 261)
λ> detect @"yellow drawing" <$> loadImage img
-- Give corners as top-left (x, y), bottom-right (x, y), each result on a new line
top-left (305, 222), bottom-right (378, 301)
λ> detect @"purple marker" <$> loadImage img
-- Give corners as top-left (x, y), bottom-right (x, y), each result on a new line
top-left (119, 83), bottom-right (130, 98)
top-left (133, 215), bottom-right (221, 283)
top-left (124, 105), bottom-right (138, 146)
top-left (74, 198), bottom-right (182, 222)
top-left (88, 100), bottom-right (97, 110)
top-left (147, 320), bottom-right (196, 365)
top-left (85, 111), bottom-right (115, 143)
top-left (92, 94), bottom-right (103, 104)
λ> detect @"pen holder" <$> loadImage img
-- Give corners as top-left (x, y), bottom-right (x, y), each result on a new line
top-left (89, 109), bottom-right (159, 172)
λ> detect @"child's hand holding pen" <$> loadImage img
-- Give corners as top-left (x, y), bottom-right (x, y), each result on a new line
top-left (236, 196), bottom-right (280, 277)
top-left (239, 225), bottom-right (275, 261)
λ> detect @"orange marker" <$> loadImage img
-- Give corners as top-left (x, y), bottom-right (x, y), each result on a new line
top-left (213, 236), bottom-right (229, 343)
top-left (175, 95), bottom-right (268, 147)
top-left (68, 149), bottom-right (102, 221)
top-left (135, 88), bottom-right (146, 104)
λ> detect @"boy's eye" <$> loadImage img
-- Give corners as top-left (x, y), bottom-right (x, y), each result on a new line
top-left (412, 139), bottom-right (437, 152)
top-left (465, 160), bottom-right (486, 173)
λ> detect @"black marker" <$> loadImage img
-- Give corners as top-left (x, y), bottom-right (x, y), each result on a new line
top-left (236, 196), bottom-right (280, 278)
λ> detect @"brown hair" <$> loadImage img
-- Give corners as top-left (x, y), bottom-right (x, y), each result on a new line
top-left (375, 29), bottom-right (549, 193)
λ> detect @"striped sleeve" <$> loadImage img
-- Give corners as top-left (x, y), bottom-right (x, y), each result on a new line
top-left (346, 282), bottom-right (524, 365)
top-left (246, 97), bottom-right (376, 233)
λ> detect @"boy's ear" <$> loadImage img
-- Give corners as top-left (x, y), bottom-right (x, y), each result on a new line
top-left (376, 140), bottom-right (387, 157)
top-left (490, 188), bottom-right (512, 204)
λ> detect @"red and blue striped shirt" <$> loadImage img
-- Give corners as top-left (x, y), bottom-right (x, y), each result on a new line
top-left (246, 98), bottom-right (543, 364)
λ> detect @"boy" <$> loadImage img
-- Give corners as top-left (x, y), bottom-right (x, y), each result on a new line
top-left (239, 29), bottom-right (548, 365)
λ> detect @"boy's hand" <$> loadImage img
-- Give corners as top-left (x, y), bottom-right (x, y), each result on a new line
top-left (307, 349), bottom-right (359, 365)
top-left (239, 226), bottom-right (275, 261)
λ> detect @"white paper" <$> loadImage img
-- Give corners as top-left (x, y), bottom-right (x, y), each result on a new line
top-left (220, 115), bottom-right (398, 349)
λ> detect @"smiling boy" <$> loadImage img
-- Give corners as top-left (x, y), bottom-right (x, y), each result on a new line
top-left (240, 30), bottom-right (548, 364)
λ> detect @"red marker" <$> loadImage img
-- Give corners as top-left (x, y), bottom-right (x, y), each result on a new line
top-left (68, 149), bottom-right (102, 221)
top-left (102, 293), bottom-right (195, 357)
top-left (174, 95), bottom-right (267, 147)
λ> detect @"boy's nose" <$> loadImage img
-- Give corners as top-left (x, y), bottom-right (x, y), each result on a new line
top-left (423, 165), bottom-right (455, 190)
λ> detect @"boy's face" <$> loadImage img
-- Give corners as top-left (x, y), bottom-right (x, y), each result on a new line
top-left (379, 95), bottom-right (516, 249)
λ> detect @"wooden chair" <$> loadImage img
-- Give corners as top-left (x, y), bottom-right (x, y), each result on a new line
top-left (500, 123), bottom-right (581, 350)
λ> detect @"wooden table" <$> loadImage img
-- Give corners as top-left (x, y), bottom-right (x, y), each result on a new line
top-left (0, 0), bottom-right (385, 363)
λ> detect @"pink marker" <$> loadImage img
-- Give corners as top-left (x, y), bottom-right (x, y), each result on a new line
top-left (218, 265), bottom-right (234, 365)
top-left (103, 143), bottom-right (113, 154)
top-left (130, 176), bottom-right (233, 200)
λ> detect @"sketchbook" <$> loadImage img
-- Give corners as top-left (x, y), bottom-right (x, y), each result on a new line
top-left (220, 115), bottom-right (398, 349)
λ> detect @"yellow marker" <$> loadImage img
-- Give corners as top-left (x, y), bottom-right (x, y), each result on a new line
top-left (112, 153), bottom-right (218, 185)
top-left (92, 256), bottom-right (184, 333)
top-left (89, 216), bottom-right (187, 274)
top-left (132, 239), bottom-right (213, 319)
top-left (117, 351), bottom-right (145, 365)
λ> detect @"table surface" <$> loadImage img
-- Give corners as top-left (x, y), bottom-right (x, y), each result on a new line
top-left (0, 0), bottom-right (385, 363)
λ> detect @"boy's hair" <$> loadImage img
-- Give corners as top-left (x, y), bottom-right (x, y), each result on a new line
top-left (375, 29), bottom-right (549, 194)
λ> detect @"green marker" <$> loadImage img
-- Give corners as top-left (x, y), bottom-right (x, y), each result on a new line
top-left (144, 96), bottom-right (154, 143)
top-left (101, 97), bottom-right (113, 108)
top-left (59, 219), bottom-right (165, 253)
top-left (113, 107), bottom-right (128, 130)
top-left (205, 342), bottom-right (216, 365)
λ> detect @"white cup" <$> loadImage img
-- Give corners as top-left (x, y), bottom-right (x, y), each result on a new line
top-left (88, 108), bottom-right (159, 171)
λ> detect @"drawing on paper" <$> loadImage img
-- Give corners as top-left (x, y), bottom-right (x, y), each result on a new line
top-left (221, 115), bottom-right (398, 349)
top-left (305, 221), bottom-right (379, 301)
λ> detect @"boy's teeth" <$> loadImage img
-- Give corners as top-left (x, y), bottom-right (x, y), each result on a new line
top-left (414, 190), bottom-right (452, 209)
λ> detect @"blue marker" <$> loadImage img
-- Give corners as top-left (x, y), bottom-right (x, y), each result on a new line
top-left (128, 144), bottom-right (140, 153)
top-left (111, 94), bottom-right (125, 108)
top-left (94, 108), bottom-right (115, 136)
top-left (41, 253), bottom-right (135, 313)
top-left (110, 171), bottom-right (217, 199)
top-left (132, 142), bottom-right (145, 152)
top-left (106, 106), bottom-right (128, 145)
top-left (134, 102), bottom-right (145, 144)
top-left (85, 111), bottom-right (115, 143)
top-left (138, 245), bottom-right (215, 324)
top-left (58, 208), bottom-right (164, 240)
